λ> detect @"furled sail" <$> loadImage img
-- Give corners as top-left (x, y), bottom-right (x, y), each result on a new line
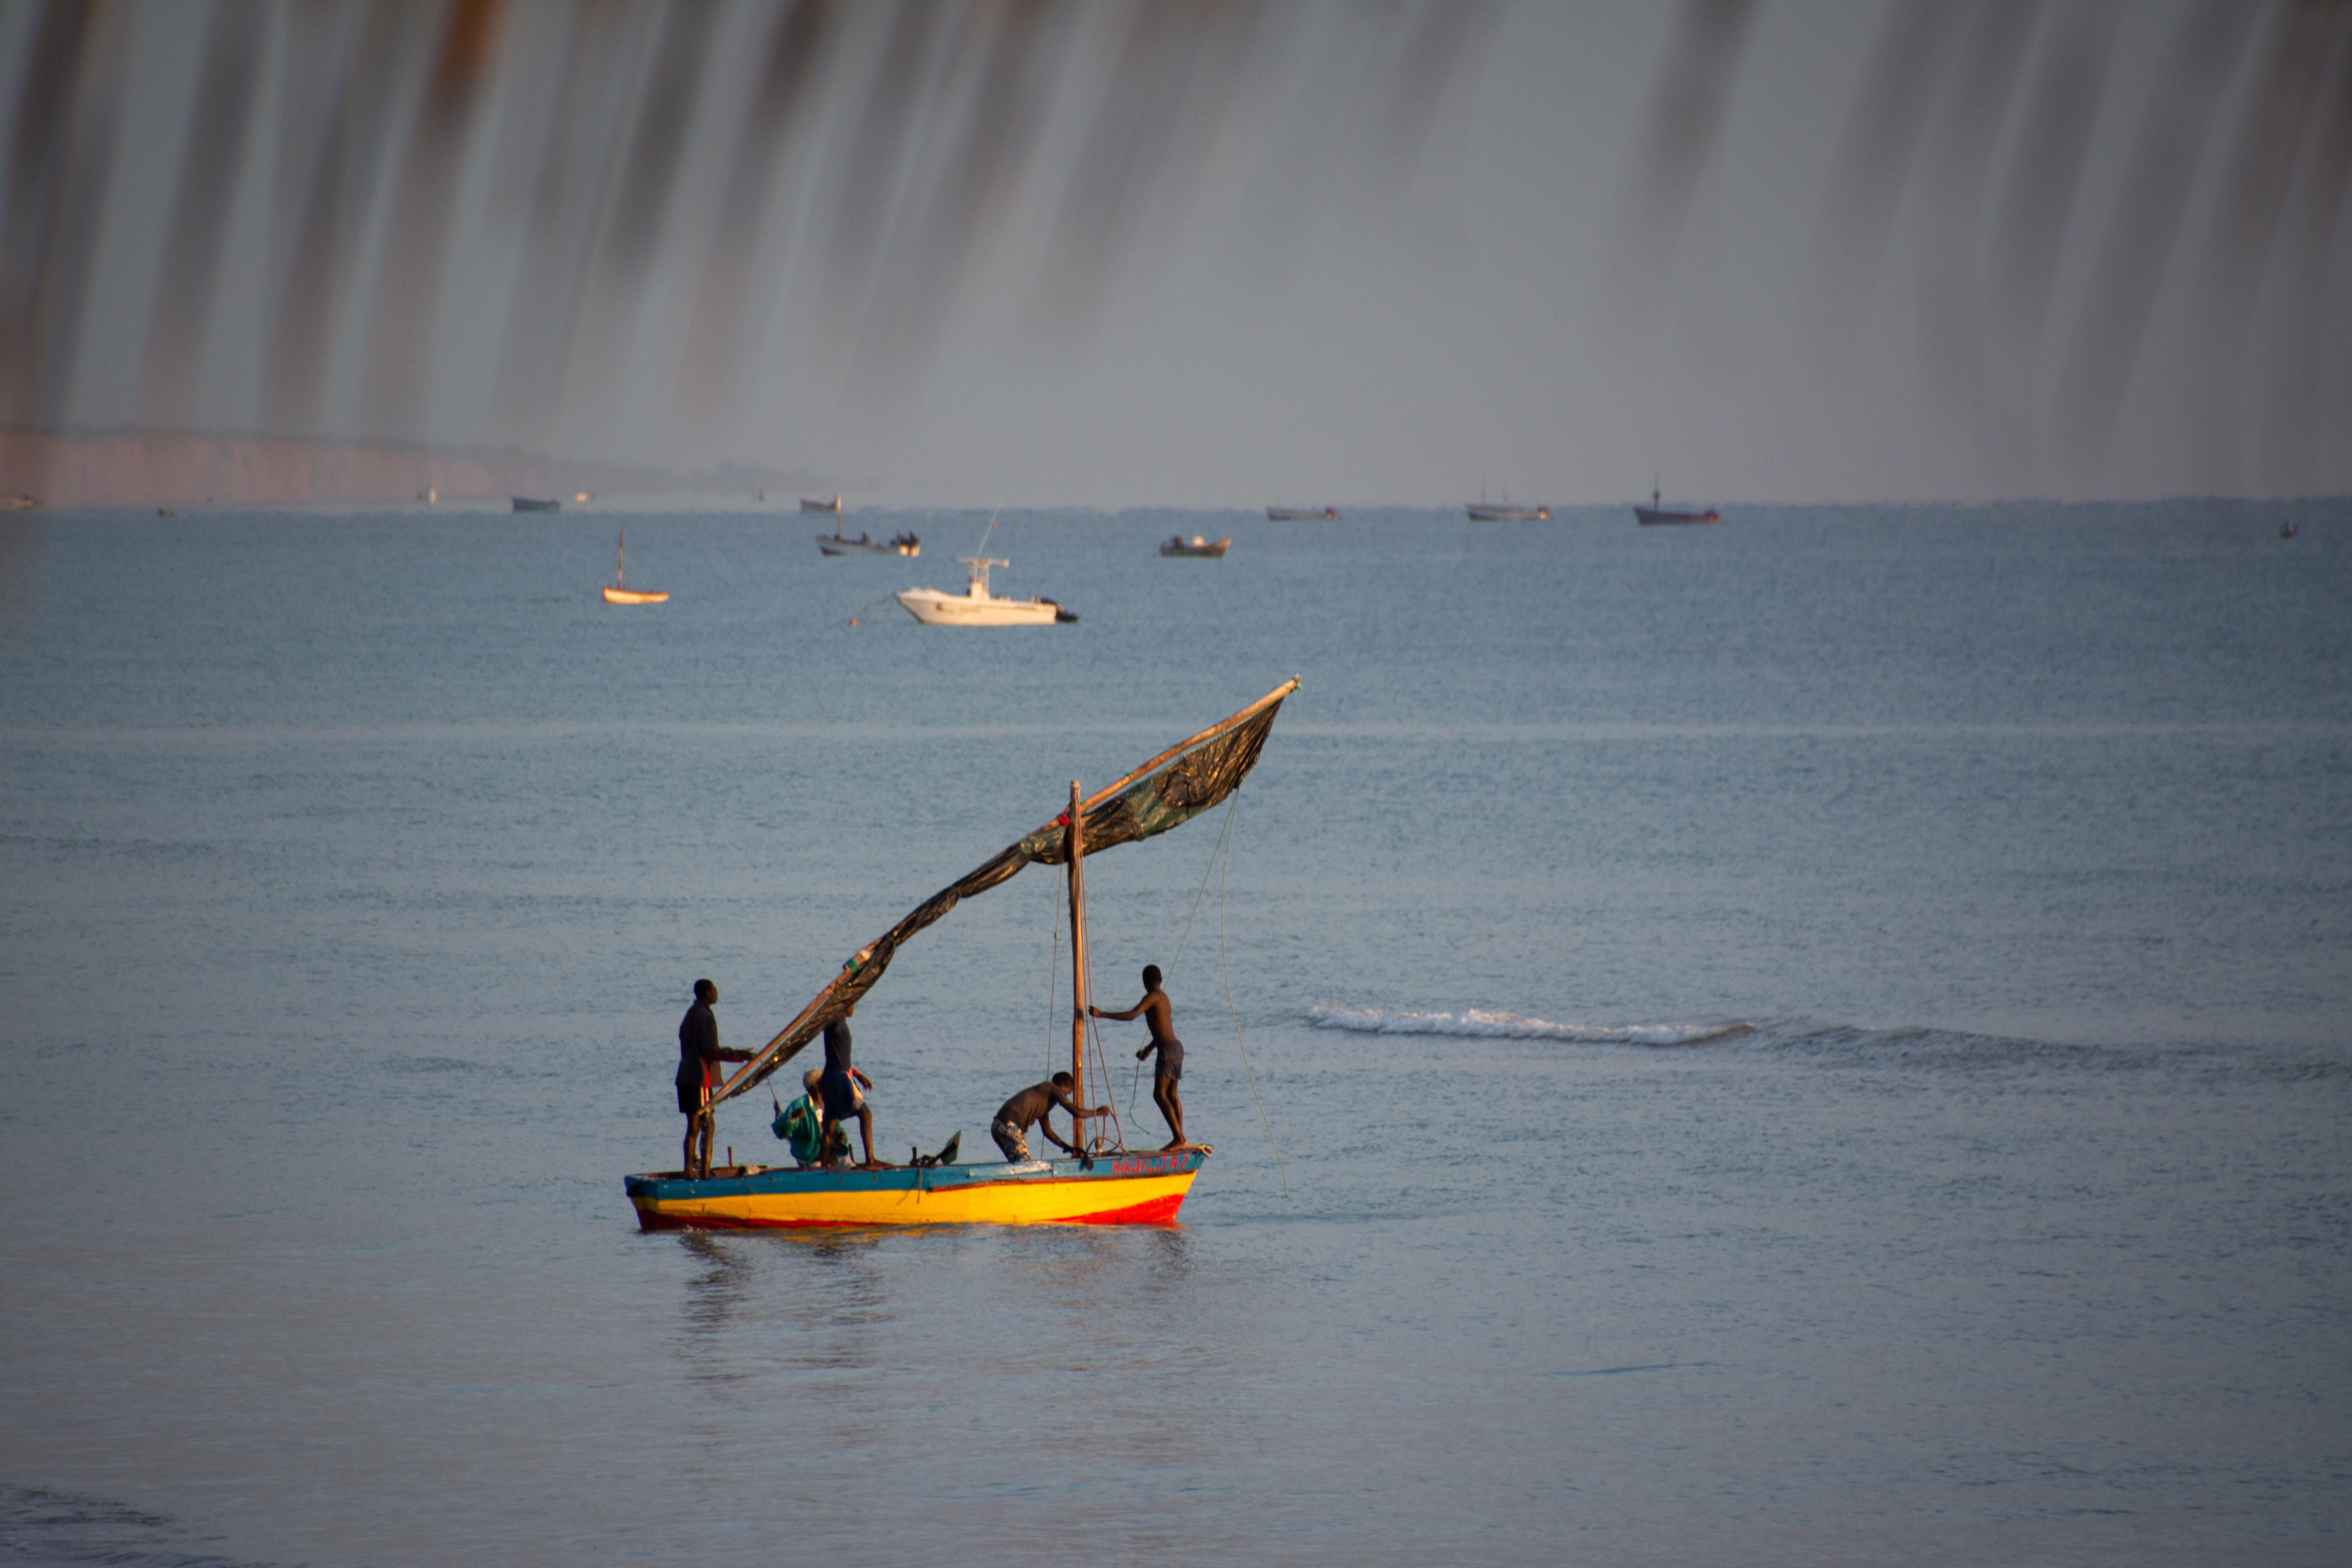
top-left (709, 679), bottom-right (1297, 1107)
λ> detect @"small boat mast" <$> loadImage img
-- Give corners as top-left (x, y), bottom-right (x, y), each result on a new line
top-left (1066, 778), bottom-right (1098, 1152)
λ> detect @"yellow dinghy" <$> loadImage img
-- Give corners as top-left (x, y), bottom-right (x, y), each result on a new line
top-left (601, 532), bottom-right (668, 604)
top-left (627, 679), bottom-right (1299, 1230)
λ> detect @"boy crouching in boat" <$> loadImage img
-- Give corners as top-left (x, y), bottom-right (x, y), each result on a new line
top-left (990, 1072), bottom-right (1107, 1163)
top-left (776, 1068), bottom-right (850, 1168)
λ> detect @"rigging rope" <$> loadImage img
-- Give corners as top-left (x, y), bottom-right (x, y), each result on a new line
top-left (1044, 869), bottom-right (1062, 1078)
top-left (1134, 790), bottom-right (1239, 1128)
top-left (1218, 792), bottom-right (1288, 1197)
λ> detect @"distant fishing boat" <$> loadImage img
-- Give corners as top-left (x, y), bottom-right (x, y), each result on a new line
top-left (1267, 505), bottom-right (1338, 521)
top-left (817, 525), bottom-right (920, 557)
top-left (1634, 478), bottom-right (1720, 526)
top-left (1465, 492), bottom-right (1549, 522)
top-left (624, 678), bottom-right (1299, 1230)
top-left (513, 495), bottom-right (561, 513)
top-left (601, 532), bottom-right (668, 604)
top-left (802, 495), bottom-right (842, 513)
top-left (2280, 519), bottom-right (2298, 539)
top-left (1160, 534), bottom-right (1230, 557)
top-left (0, 494), bottom-right (37, 510)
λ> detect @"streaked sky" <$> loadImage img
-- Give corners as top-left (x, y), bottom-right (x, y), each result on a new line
top-left (9, 0), bottom-right (2349, 506)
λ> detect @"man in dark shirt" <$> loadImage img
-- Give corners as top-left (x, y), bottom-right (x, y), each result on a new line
top-left (817, 1002), bottom-right (882, 1170)
top-left (990, 1071), bottom-right (1108, 1163)
top-left (678, 979), bottom-right (753, 1178)
top-left (1092, 963), bottom-right (1188, 1149)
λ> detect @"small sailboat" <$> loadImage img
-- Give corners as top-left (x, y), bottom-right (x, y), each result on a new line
top-left (601, 532), bottom-right (668, 604)
top-left (1634, 476), bottom-right (1720, 526)
top-left (624, 678), bottom-right (1299, 1229)
top-left (1160, 534), bottom-right (1230, 557)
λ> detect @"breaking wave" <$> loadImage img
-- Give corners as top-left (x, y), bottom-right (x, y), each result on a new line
top-left (1306, 1005), bottom-right (1751, 1046)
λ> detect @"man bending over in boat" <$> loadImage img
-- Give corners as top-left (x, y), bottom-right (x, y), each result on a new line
top-left (679, 979), bottom-right (754, 1179)
top-left (817, 1003), bottom-right (884, 1170)
top-left (990, 1071), bottom-right (1108, 1163)
top-left (777, 1067), bottom-right (849, 1168)
top-left (1092, 964), bottom-right (1188, 1149)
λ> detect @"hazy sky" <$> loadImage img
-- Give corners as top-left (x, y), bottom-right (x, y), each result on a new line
top-left (13, 0), bottom-right (2351, 506)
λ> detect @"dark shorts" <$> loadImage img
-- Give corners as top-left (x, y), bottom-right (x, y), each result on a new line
top-left (1154, 1039), bottom-right (1183, 1083)
top-left (819, 1068), bottom-right (862, 1120)
top-left (677, 1076), bottom-right (706, 1116)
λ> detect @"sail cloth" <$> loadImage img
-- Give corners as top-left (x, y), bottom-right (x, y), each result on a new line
top-left (709, 681), bottom-right (1295, 1108)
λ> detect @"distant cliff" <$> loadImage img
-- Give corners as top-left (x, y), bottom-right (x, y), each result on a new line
top-left (0, 429), bottom-right (816, 508)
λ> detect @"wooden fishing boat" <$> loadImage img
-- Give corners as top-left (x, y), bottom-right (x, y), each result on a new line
top-left (626, 1147), bottom-right (1209, 1229)
top-left (1634, 479), bottom-right (1719, 526)
top-left (624, 678), bottom-right (1300, 1230)
top-left (1160, 534), bottom-right (1230, 557)
top-left (601, 531), bottom-right (668, 603)
top-left (817, 525), bottom-right (920, 557)
top-left (1466, 482), bottom-right (1547, 521)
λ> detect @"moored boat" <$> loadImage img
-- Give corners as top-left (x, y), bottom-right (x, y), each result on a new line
top-left (601, 531), bottom-right (668, 603)
top-left (1466, 482), bottom-right (1547, 521)
top-left (896, 554), bottom-right (1070, 624)
top-left (1160, 534), bottom-right (1230, 557)
top-left (1634, 479), bottom-right (1719, 526)
top-left (817, 527), bottom-right (887, 555)
top-left (626, 678), bottom-right (1301, 1230)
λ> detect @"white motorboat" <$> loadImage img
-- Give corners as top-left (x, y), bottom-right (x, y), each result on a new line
top-left (896, 555), bottom-right (1073, 625)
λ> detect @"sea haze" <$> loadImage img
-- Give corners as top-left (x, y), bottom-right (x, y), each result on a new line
top-left (0, 500), bottom-right (2346, 1566)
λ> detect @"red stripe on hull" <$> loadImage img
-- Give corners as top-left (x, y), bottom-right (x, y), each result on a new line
top-left (1064, 1191), bottom-right (1187, 1225)
top-left (632, 1189), bottom-right (1189, 1232)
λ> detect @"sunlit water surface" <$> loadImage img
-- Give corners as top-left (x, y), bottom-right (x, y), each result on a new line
top-left (1, 501), bottom-right (2346, 1566)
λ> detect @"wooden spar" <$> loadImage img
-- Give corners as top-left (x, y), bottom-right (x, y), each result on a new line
top-left (1074, 676), bottom-right (1298, 816)
top-left (708, 676), bottom-right (1298, 1108)
top-left (1066, 778), bottom-right (1091, 1150)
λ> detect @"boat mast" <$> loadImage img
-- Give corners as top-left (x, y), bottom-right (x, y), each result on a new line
top-left (616, 532), bottom-right (624, 588)
top-left (1066, 778), bottom-right (1091, 1154)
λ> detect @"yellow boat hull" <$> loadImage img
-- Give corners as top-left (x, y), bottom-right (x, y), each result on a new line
top-left (625, 1149), bottom-right (1205, 1230)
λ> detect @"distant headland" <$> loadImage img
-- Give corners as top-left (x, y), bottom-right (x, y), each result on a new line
top-left (0, 428), bottom-right (818, 509)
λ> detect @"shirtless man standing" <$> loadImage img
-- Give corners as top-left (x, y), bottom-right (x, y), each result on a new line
top-left (1091, 964), bottom-right (1188, 1149)
top-left (989, 1071), bottom-right (1108, 1163)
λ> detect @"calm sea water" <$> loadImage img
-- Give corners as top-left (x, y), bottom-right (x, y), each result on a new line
top-left (1, 500), bottom-right (2346, 1567)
